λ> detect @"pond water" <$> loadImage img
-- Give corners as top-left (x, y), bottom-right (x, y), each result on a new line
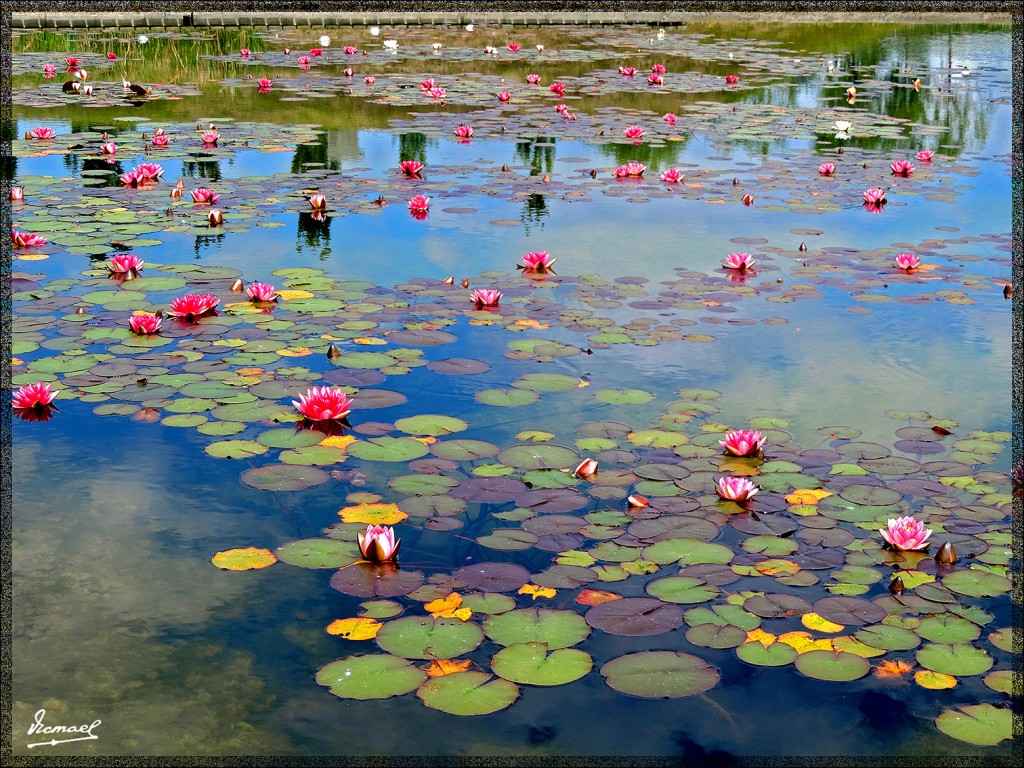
top-left (9, 20), bottom-right (1016, 758)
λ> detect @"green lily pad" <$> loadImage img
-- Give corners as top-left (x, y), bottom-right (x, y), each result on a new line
top-left (988, 628), bottom-right (1012, 652)
top-left (431, 439), bottom-right (500, 461)
top-left (276, 539), bottom-right (361, 569)
top-left (394, 414), bottom-right (469, 436)
top-left (601, 651), bottom-right (720, 698)
top-left (595, 389), bottom-right (655, 405)
top-left (375, 616), bottom-right (485, 660)
top-left (684, 623), bottom-right (747, 649)
top-left (916, 644), bottom-right (993, 676)
top-left (736, 640), bottom-right (797, 667)
top-left (491, 643), bottom-right (593, 686)
top-left (983, 670), bottom-right (1012, 695)
top-left (204, 439), bottom-right (269, 459)
top-left (642, 538), bottom-right (734, 566)
top-left (475, 388), bottom-right (539, 407)
top-left (916, 615), bottom-right (981, 644)
top-left (359, 600), bottom-right (405, 619)
top-left (935, 704), bottom-right (1012, 746)
top-left (853, 624), bottom-right (921, 652)
top-left (512, 373), bottom-right (583, 392)
top-left (942, 569), bottom-right (1011, 597)
top-left (240, 464), bottom-right (330, 491)
top-left (794, 650), bottom-right (870, 681)
top-left (316, 654), bottom-right (426, 700)
top-left (645, 576), bottom-right (719, 604)
top-left (256, 428), bottom-right (323, 449)
top-left (498, 444), bottom-right (579, 470)
top-left (461, 593), bottom-right (517, 615)
top-left (627, 430), bottom-right (689, 448)
top-left (388, 474), bottom-right (459, 496)
top-left (417, 671), bottom-right (519, 716)
top-left (348, 437), bottom-right (430, 462)
top-left (483, 608), bottom-right (590, 649)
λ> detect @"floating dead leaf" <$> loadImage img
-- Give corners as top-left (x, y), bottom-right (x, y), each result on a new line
top-left (422, 658), bottom-right (475, 677)
top-left (338, 502), bottom-right (408, 525)
top-left (875, 659), bottom-right (915, 679)
top-left (211, 547), bottom-right (277, 571)
top-left (915, 670), bottom-right (958, 689)
top-left (277, 289), bottom-right (315, 300)
top-left (320, 435), bottom-right (357, 450)
top-left (278, 347), bottom-right (313, 357)
top-left (518, 584), bottom-right (557, 600)
top-left (354, 337), bottom-right (388, 345)
top-left (745, 628), bottom-right (778, 649)
top-left (776, 631), bottom-right (836, 654)
top-left (326, 617), bottom-right (383, 640)
top-left (132, 408), bottom-right (161, 423)
top-left (801, 612), bottom-right (845, 633)
top-left (425, 592), bottom-right (473, 621)
top-left (785, 488), bottom-right (833, 505)
top-left (576, 589), bottom-right (622, 606)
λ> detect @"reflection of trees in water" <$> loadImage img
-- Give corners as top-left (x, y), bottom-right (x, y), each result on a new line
top-left (597, 137), bottom-right (690, 171)
top-left (291, 132), bottom-right (340, 173)
top-left (521, 192), bottom-right (548, 233)
top-left (182, 160), bottom-right (222, 182)
top-left (193, 232), bottom-right (224, 260)
top-left (514, 138), bottom-right (557, 174)
top-left (398, 132), bottom-right (432, 164)
top-left (297, 211), bottom-right (332, 258)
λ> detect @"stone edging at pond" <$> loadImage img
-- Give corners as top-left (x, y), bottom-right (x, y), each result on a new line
top-left (10, 10), bottom-right (1014, 29)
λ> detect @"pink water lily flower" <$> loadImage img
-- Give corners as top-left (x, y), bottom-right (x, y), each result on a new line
top-left (880, 516), bottom-right (932, 551)
top-left (818, 163), bottom-right (836, 176)
top-left (497, 91), bottom-right (511, 102)
top-left (660, 168), bottom-right (684, 183)
top-left (310, 48), bottom-right (323, 57)
top-left (614, 161), bottom-right (646, 178)
top-left (134, 163), bottom-right (164, 181)
top-left (11, 186), bottom-right (24, 201)
top-left (507, 42), bottom-right (521, 52)
top-left (168, 293), bottom-right (220, 320)
top-left (65, 57), bottom-right (79, 68)
top-left (894, 253), bottom-right (922, 272)
top-left (408, 195), bottom-right (430, 212)
top-left (890, 160), bottom-right (915, 177)
top-left (526, 73), bottom-right (541, 84)
top-left (470, 288), bottom-right (502, 307)
top-left (151, 133), bottom-right (170, 147)
top-left (454, 125), bottom-right (474, 140)
top-left (618, 66), bottom-right (637, 76)
top-left (246, 282), bottom-right (277, 302)
top-left (519, 251), bottom-right (556, 272)
top-left (343, 67), bottom-right (353, 76)
top-left (30, 127), bottom-right (56, 140)
top-left (297, 55), bottom-right (311, 65)
top-left (663, 112), bottom-right (677, 124)
top-left (399, 160), bottom-right (424, 176)
top-left (358, 524), bottom-right (400, 562)
top-left (309, 193), bottom-right (327, 210)
top-left (120, 170), bottom-right (144, 187)
top-left (651, 64), bottom-right (666, 74)
top-left (202, 131), bottom-right (220, 145)
top-left (107, 51), bottom-right (118, 60)
top-left (240, 48), bottom-right (251, 57)
top-left (101, 142), bottom-right (117, 154)
top-left (12, 229), bottom-right (47, 248)
top-left (207, 209), bottom-right (224, 226)
top-left (916, 149), bottom-right (934, 162)
top-left (190, 187), bottom-right (220, 204)
top-left (129, 313), bottom-right (162, 334)
top-left (725, 75), bottom-right (739, 84)
top-left (719, 429), bottom-right (766, 457)
top-left (12, 382), bottom-right (59, 411)
top-left (258, 78), bottom-right (273, 91)
top-left (427, 87), bottom-right (446, 98)
top-left (716, 476), bottom-right (759, 501)
top-left (420, 77), bottom-right (437, 91)
top-left (574, 458), bottom-right (599, 478)
top-left (43, 63), bottom-right (57, 77)
top-left (648, 74), bottom-right (664, 85)
top-left (364, 76), bottom-right (376, 84)
top-left (293, 386), bottom-right (353, 421)
top-left (624, 125), bottom-right (645, 140)
top-left (549, 81), bottom-right (566, 95)
top-left (554, 103), bottom-right (569, 114)
top-left (722, 253), bottom-right (757, 271)
top-left (344, 45), bottom-right (358, 54)
top-left (108, 253), bottom-right (144, 275)
top-left (862, 187), bottom-right (887, 205)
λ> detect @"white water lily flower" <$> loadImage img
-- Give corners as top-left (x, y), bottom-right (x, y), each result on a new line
top-left (432, 42), bottom-right (442, 51)
top-left (465, 24), bottom-right (475, 31)
top-left (484, 45), bottom-right (496, 55)
top-left (536, 44), bottom-right (544, 52)
top-left (137, 34), bottom-right (149, 44)
top-left (383, 39), bottom-right (398, 50)
top-left (319, 35), bottom-right (331, 47)
top-left (834, 120), bottom-right (852, 133)
top-left (657, 29), bottom-right (666, 39)
top-left (369, 26), bottom-right (381, 36)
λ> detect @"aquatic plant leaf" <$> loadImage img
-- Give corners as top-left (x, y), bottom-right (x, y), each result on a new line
top-left (316, 654), bottom-right (425, 700)
top-left (275, 539), bottom-right (361, 569)
top-left (584, 597), bottom-right (684, 636)
top-left (915, 615), bottom-right (981, 644)
top-left (347, 437), bottom-right (430, 462)
top-left (326, 617), bottom-right (383, 640)
top-left (601, 651), bottom-right (719, 698)
top-left (491, 643), bottom-right (593, 686)
top-left (375, 616), bottom-right (485, 660)
top-left (915, 644), bottom-right (993, 676)
top-left (329, 563), bottom-right (424, 598)
top-left (941, 569), bottom-right (1011, 597)
top-left (794, 650), bottom-right (870, 681)
top-left (211, 547), bottom-right (277, 570)
top-left (417, 671), bottom-right (519, 716)
top-left (394, 414), bottom-right (469, 436)
top-left (454, 563), bottom-right (531, 593)
top-left (935, 704), bottom-right (1012, 746)
top-left (240, 464), bottom-right (329, 491)
top-left (645, 577), bottom-right (719, 604)
top-left (484, 608), bottom-right (590, 649)
top-left (337, 503), bottom-right (408, 525)
top-left (915, 670), bottom-right (958, 689)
